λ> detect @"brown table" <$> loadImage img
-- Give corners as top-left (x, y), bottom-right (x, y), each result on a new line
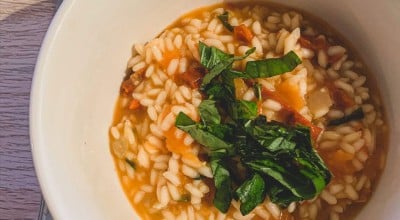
top-left (0, 1), bottom-right (56, 219)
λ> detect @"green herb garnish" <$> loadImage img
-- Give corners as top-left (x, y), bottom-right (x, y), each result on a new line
top-left (254, 83), bottom-right (262, 102)
top-left (125, 158), bottom-right (136, 169)
top-left (175, 42), bottom-right (331, 215)
top-left (211, 159), bottom-right (233, 212)
top-left (199, 42), bottom-right (255, 87)
top-left (244, 51), bottom-right (302, 78)
top-left (177, 194), bottom-right (191, 202)
top-left (328, 107), bottom-right (364, 126)
top-left (176, 112), bottom-right (234, 158)
top-left (234, 173), bottom-right (266, 215)
top-left (217, 11), bottom-right (234, 32)
top-left (199, 42), bottom-right (300, 89)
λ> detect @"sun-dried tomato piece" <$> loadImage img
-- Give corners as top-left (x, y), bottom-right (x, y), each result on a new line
top-left (234, 24), bottom-right (254, 43)
top-left (177, 63), bottom-right (206, 89)
top-left (120, 79), bottom-right (135, 96)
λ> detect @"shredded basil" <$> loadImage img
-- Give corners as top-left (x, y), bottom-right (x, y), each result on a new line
top-left (199, 41), bottom-right (255, 87)
top-left (217, 11), bottom-right (234, 32)
top-left (175, 112), bottom-right (234, 158)
top-left (211, 159), bottom-right (233, 212)
top-left (174, 42), bottom-right (331, 215)
top-left (198, 99), bottom-right (221, 125)
top-left (176, 194), bottom-right (191, 202)
top-left (234, 173), bottom-right (266, 215)
top-left (125, 158), bottom-right (136, 169)
top-left (254, 83), bottom-right (262, 102)
top-left (328, 107), bottom-right (364, 126)
top-left (244, 51), bottom-right (302, 78)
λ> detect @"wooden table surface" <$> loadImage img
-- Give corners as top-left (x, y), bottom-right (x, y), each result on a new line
top-left (0, 1), bottom-right (56, 219)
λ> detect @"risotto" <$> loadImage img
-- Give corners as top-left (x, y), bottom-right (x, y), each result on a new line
top-left (109, 3), bottom-right (388, 220)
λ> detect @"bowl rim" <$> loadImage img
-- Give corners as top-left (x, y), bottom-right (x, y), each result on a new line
top-left (30, 0), bottom-right (74, 219)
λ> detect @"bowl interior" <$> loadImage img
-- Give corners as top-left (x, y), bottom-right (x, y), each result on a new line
top-left (31, 0), bottom-right (400, 219)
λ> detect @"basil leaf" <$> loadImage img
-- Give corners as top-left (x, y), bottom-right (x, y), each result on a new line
top-left (293, 125), bottom-right (332, 189)
top-left (205, 82), bottom-right (235, 101)
top-left (199, 42), bottom-right (255, 87)
top-left (175, 112), bottom-right (234, 156)
top-left (295, 151), bottom-right (328, 195)
top-left (211, 159), bottom-right (232, 213)
top-left (244, 51), bottom-right (302, 78)
top-left (266, 178), bottom-right (303, 207)
top-left (242, 117), bottom-right (332, 203)
top-left (244, 156), bottom-right (315, 197)
top-left (254, 83), bottom-right (262, 102)
top-left (206, 124), bottom-right (233, 140)
top-left (199, 41), bottom-right (233, 87)
top-left (233, 100), bottom-right (258, 120)
top-left (217, 11), bottom-right (234, 32)
top-left (198, 99), bottom-right (221, 125)
top-left (328, 107), bottom-right (364, 126)
top-left (175, 111), bottom-right (197, 127)
top-left (125, 158), bottom-right (136, 169)
top-left (235, 173), bottom-right (266, 215)
top-left (199, 41), bottom-right (233, 69)
top-left (244, 116), bottom-right (296, 153)
top-left (202, 61), bottom-right (234, 87)
top-left (176, 194), bottom-right (191, 202)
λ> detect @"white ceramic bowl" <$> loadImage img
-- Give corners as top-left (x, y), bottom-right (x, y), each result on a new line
top-left (30, 0), bottom-right (400, 219)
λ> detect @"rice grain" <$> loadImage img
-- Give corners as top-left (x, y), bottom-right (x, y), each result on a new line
top-left (352, 158), bottom-right (363, 171)
top-left (179, 57), bottom-right (188, 73)
top-left (147, 106), bottom-right (158, 121)
top-left (288, 202), bottom-right (297, 213)
top-left (334, 80), bottom-right (354, 94)
top-left (154, 162), bottom-right (168, 170)
top-left (340, 142), bottom-right (355, 154)
top-left (322, 131), bottom-right (341, 140)
top-left (343, 131), bottom-right (362, 143)
top-left (167, 58), bottom-right (179, 75)
top-left (352, 76), bottom-right (366, 88)
top-left (168, 158), bottom-right (179, 173)
top-left (174, 34), bottom-right (183, 48)
top-left (320, 190), bottom-right (337, 205)
top-left (133, 191), bottom-right (146, 204)
top-left (263, 99), bottom-right (282, 111)
top-left (357, 150), bottom-right (369, 162)
top-left (137, 148), bottom-right (150, 168)
top-left (161, 112), bottom-right (175, 131)
top-left (140, 98), bottom-right (154, 107)
top-left (198, 166), bottom-right (213, 178)
top-left (327, 46), bottom-right (346, 56)
top-left (329, 184), bottom-right (344, 195)
top-left (319, 140), bottom-right (338, 150)
top-left (185, 183), bottom-right (203, 198)
top-left (345, 184), bottom-right (359, 200)
top-left (160, 186), bottom-right (171, 206)
top-left (163, 171), bottom-right (181, 186)
top-left (252, 20), bottom-right (262, 35)
top-left (167, 182), bottom-right (181, 201)
top-left (187, 206), bottom-right (195, 220)
top-left (182, 164), bottom-right (200, 178)
top-left (150, 170), bottom-right (159, 185)
top-left (318, 50), bottom-right (328, 68)
top-left (265, 202), bottom-right (281, 219)
top-left (110, 126), bottom-right (120, 140)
